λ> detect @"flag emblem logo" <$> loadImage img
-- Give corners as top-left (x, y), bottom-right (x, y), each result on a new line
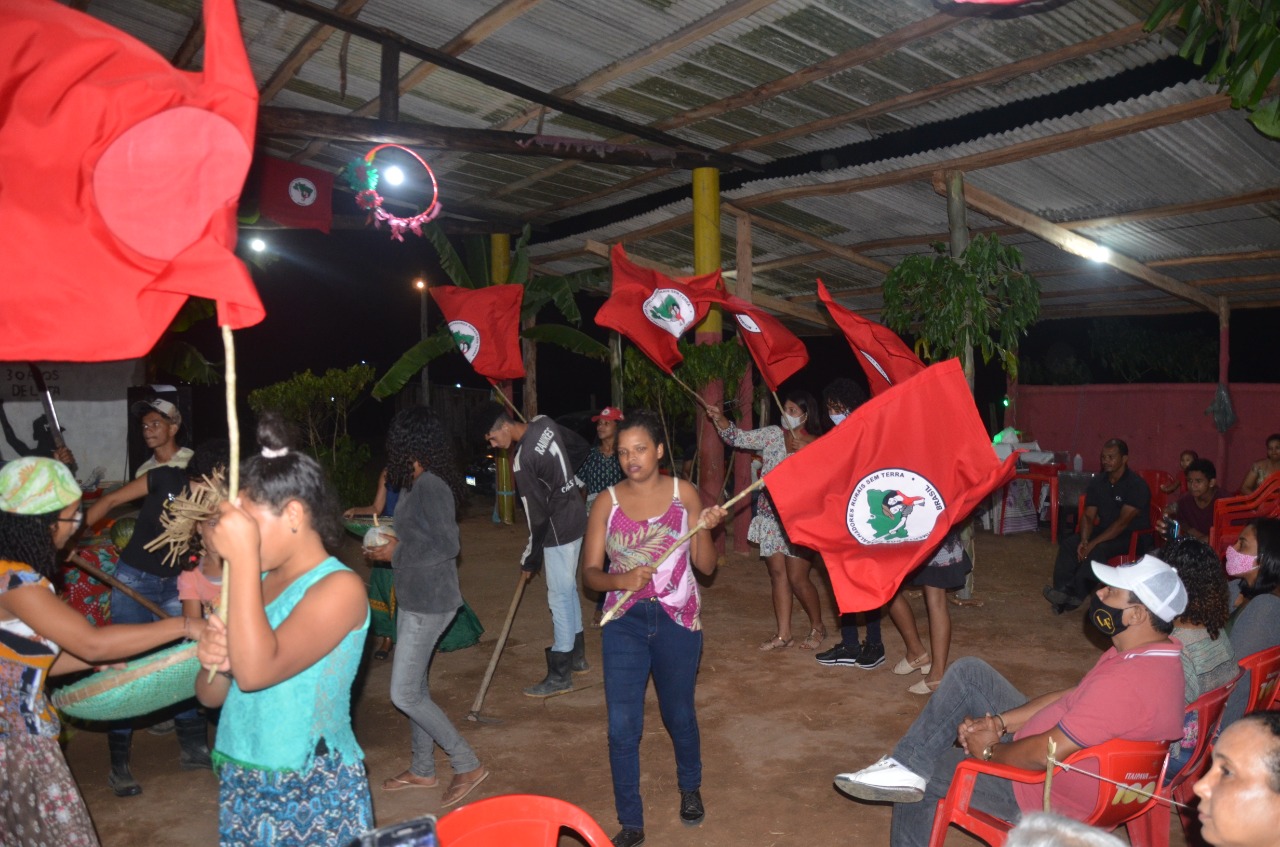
top-left (643, 288), bottom-right (695, 337)
top-left (734, 313), bottom-right (762, 334)
top-left (288, 177), bottom-right (318, 207)
top-left (448, 320), bottom-right (480, 363)
top-left (846, 469), bottom-right (945, 544)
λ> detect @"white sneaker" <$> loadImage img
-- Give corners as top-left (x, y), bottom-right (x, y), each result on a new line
top-left (834, 756), bottom-right (926, 803)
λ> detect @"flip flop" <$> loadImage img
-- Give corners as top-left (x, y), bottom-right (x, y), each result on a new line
top-left (759, 635), bottom-right (794, 651)
top-left (442, 767), bottom-right (490, 807)
top-left (382, 771), bottom-right (438, 791)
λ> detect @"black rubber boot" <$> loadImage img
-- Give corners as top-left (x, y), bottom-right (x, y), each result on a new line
top-left (176, 715), bottom-right (213, 771)
top-left (107, 733), bottom-right (142, 797)
top-left (523, 648), bottom-right (573, 697)
top-left (571, 630), bottom-right (589, 675)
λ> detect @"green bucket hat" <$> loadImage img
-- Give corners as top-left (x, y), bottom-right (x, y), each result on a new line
top-left (0, 457), bottom-right (81, 515)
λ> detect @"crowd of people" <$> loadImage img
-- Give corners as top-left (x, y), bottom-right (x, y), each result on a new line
top-left (1, 392), bottom-right (1277, 847)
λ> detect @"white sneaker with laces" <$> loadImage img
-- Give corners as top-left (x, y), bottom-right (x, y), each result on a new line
top-left (834, 756), bottom-right (926, 803)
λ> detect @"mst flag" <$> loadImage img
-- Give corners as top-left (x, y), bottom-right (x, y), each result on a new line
top-left (259, 156), bottom-right (334, 233)
top-left (596, 243), bottom-right (724, 373)
top-left (429, 284), bottom-right (525, 383)
top-left (722, 295), bottom-right (809, 390)
top-left (0, 0), bottom-right (262, 361)
top-left (816, 279), bottom-right (924, 396)
top-left (764, 359), bottom-right (1016, 612)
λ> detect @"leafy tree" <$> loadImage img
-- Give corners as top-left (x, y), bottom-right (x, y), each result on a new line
top-left (881, 235), bottom-right (1040, 381)
top-left (1147, 0), bottom-right (1280, 137)
top-left (1087, 318), bottom-right (1218, 382)
top-left (247, 364), bottom-right (376, 505)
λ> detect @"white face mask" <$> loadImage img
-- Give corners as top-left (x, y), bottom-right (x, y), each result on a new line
top-left (782, 412), bottom-right (804, 430)
top-left (828, 413), bottom-right (847, 426)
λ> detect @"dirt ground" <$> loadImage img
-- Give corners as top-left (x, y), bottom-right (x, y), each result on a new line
top-left (66, 514), bottom-right (1191, 847)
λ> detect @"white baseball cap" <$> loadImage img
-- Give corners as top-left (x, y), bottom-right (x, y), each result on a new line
top-left (131, 398), bottom-right (181, 427)
top-left (1091, 554), bottom-right (1188, 624)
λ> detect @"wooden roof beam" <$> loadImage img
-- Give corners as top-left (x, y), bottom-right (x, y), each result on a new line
top-left (256, 0), bottom-right (757, 172)
top-left (259, 0), bottom-right (372, 103)
top-left (1061, 185), bottom-right (1280, 231)
top-left (937, 174), bottom-right (1218, 312)
top-left (1149, 248), bottom-right (1280, 268)
top-left (722, 203), bottom-right (893, 276)
top-left (258, 108), bottom-right (744, 169)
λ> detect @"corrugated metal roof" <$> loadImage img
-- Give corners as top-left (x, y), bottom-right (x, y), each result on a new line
top-left (72, 0), bottom-right (1280, 322)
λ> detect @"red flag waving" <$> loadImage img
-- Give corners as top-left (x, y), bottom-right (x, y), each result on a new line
top-left (259, 157), bottom-right (334, 233)
top-left (0, 0), bottom-right (263, 361)
top-left (816, 279), bottom-right (923, 396)
top-left (429, 285), bottom-right (525, 383)
top-left (764, 359), bottom-right (1016, 613)
top-left (596, 244), bottom-right (723, 373)
top-left (721, 295), bottom-right (809, 390)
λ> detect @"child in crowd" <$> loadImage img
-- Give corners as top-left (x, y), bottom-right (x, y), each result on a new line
top-left (583, 410), bottom-right (727, 847)
top-left (1161, 449), bottom-right (1198, 495)
top-left (195, 414), bottom-right (372, 846)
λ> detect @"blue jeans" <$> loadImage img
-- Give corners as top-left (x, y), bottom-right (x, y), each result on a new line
top-left (544, 539), bottom-right (583, 652)
top-left (390, 608), bottom-right (480, 779)
top-left (889, 657), bottom-right (1029, 847)
top-left (602, 600), bottom-right (703, 831)
top-left (109, 561), bottom-right (196, 738)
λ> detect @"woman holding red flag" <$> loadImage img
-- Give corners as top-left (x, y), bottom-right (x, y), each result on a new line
top-left (706, 392), bottom-right (827, 651)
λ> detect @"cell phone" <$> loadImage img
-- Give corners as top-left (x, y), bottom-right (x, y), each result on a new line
top-left (356, 815), bottom-right (437, 847)
top-left (1167, 519), bottom-right (1180, 540)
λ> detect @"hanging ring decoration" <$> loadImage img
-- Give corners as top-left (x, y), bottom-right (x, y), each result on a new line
top-left (342, 143), bottom-right (441, 241)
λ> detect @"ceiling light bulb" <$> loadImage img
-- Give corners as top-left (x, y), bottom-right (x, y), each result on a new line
top-left (384, 165), bottom-right (405, 186)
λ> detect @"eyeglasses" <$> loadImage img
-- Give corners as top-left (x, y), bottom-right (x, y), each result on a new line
top-left (57, 508), bottom-right (84, 531)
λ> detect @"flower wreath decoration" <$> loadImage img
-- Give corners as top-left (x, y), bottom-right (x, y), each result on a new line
top-left (341, 143), bottom-right (441, 241)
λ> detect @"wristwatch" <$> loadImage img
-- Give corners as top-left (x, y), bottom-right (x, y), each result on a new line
top-left (980, 743), bottom-right (995, 762)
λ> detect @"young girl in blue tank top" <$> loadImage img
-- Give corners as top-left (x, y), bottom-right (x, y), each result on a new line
top-left (196, 413), bottom-right (372, 847)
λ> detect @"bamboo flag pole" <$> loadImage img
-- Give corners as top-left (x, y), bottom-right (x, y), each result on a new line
top-left (1043, 737), bottom-right (1056, 812)
top-left (207, 325), bottom-right (241, 682)
top-left (599, 477), bottom-right (765, 625)
top-left (669, 371), bottom-right (713, 412)
top-left (493, 384), bottom-right (527, 423)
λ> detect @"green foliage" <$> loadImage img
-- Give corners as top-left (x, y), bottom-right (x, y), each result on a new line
top-left (1087, 318), bottom-right (1218, 383)
top-left (1147, 0), bottom-right (1280, 137)
top-left (371, 327), bottom-right (458, 400)
top-left (622, 340), bottom-right (749, 454)
top-left (148, 298), bottom-right (221, 385)
top-left (519, 325), bottom-right (609, 359)
top-left (509, 224), bottom-right (533, 287)
top-left (423, 222), bottom-right (474, 288)
top-left (247, 364), bottom-right (376, 504)
top-left (881, 235), bottom-right (1040, 380)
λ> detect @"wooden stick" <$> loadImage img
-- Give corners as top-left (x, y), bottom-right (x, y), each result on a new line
top-left (600, 477), bottom-right (765, 625)
top-left (492, 385), bottom-right (527, 423)
top-left (1044, 737), bottom-right (1056, 812)
top-left (466, 571), bottom-right (528, 722)
top-left (771, 389), bottom-right (785, 417)
top-left (669, 371), bottom-right (712, 412)
top-left (67, 555), bottom-right (169, 619)
top-left (208, 325), bottom-right (240, 682)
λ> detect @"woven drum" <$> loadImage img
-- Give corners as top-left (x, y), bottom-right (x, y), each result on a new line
top-left (51, 641), bottom-right (200, 722)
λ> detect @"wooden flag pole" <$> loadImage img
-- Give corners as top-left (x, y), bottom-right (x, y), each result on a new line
top-left (493, 384), bottom-right (527, 423)
top-left (206, 325), bottom-right (240, 682)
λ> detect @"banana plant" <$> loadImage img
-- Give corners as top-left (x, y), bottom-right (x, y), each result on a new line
top-left (372, 223), bottom-right (609, 399)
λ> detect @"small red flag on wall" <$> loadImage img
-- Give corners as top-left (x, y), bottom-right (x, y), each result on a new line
top-left (258, 156), bottom-right (334, 234)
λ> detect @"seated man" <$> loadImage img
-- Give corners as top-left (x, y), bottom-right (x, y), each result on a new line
top-left (835, 555), bottom-right (1187, 847)
top-left (1160, 458), bottom-right (1221, 541)
top-left (1045, 439), bottom-right (1151, 612)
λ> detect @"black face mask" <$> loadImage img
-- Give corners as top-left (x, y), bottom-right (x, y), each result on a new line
top-left (1087, 595), bottom-right (1132, 638)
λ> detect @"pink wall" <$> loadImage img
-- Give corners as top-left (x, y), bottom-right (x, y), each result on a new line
top-left (1013, 383), bottom-right (1280, 493)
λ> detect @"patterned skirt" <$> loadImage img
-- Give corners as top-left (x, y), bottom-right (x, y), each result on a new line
top-left (368, 565), bottom-right (397, 640)
top-left (218, 753), bottom-right (373, 847)
top-left (0, 733), bottom-right (99, 847)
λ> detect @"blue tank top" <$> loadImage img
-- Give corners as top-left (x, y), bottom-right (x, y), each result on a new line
top-left (212, 556), bottom-right (369, 771)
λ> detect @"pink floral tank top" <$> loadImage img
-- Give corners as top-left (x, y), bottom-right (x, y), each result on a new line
top-left (601, 477), bottom-right (701, 631)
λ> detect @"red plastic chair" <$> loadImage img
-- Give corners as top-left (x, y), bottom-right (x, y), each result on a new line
top-left (927, 739), bottom-right (1171, 847)
top-left (436, 794), bottom-right (612, 847)
top-left (1208, 474), bottom-right (1280, 556)
top-left (1238, 645), bottom-right (1280, 713)
top-left (1129, 678), bottom-right (1237, 847)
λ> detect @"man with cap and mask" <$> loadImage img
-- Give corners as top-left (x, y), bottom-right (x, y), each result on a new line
top-left (833, 554), bottom-right (1188, 847)
top-left (131, 398), bottom-right (193, 478)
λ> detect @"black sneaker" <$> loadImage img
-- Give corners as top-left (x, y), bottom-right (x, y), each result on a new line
top-left (679, 789), bottom-right (705, 826)
top-left (815, 643), bottom-right (861, 666)
top-left (612, 828), bottom-right (645, 847)
top-left (854, 641), bottom-right (886, 670)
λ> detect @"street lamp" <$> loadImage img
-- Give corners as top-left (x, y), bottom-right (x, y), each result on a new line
top-left (414, 278), bottom-right (429, 408)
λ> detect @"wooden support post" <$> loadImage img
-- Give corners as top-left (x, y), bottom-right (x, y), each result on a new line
top-left (731, 211), bottom-right (755, 554)
top-left (944, 171), bottom-right (978, 602)
top-left (1218, 296), bottom-right (1231, 483)
top-left (609, 332), bottom-right (624, 410)
top-left (492, 234), bottom-right (517, 525)
top-left (379, 43), bottom-right (400, 122)
top-left (693, 167), bottom-right (725, 559)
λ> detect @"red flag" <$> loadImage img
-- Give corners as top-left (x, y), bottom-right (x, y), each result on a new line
top-left (0, 0), bottom-right (263, 362)
top-left (429, 284), bottom-right (525, 383)
top-left (764, 359), bottom-right (1016, 612)
top-left (596, 244), bottom-right (723, 373)
top-left (259, 157), bottom-right (334, 233)
top-left (721, 295), bottom-right (809, 390)
top-left (816, 279), bottom-right (924, 396)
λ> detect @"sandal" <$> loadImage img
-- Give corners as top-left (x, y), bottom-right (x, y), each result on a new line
top-left (372, 637), bottom-right (392, 661)
top-left (442, 766), bottom-right (490, 807)
top-left (799, 628), bottom-right (826, 650)
top-left (908, 679), bottom-right (941, 695)
top-left (892, 653), bottom-right (932, 675)
top-left (382, 770), bottom-right (438, 791)
top-left (758, 635), bottom-right (794, 651)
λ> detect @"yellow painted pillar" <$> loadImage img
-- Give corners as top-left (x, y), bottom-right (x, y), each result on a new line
top-left (692, 167), bottom-right (725, 556)
top-left (491, 233), bottom-right (516, 525)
